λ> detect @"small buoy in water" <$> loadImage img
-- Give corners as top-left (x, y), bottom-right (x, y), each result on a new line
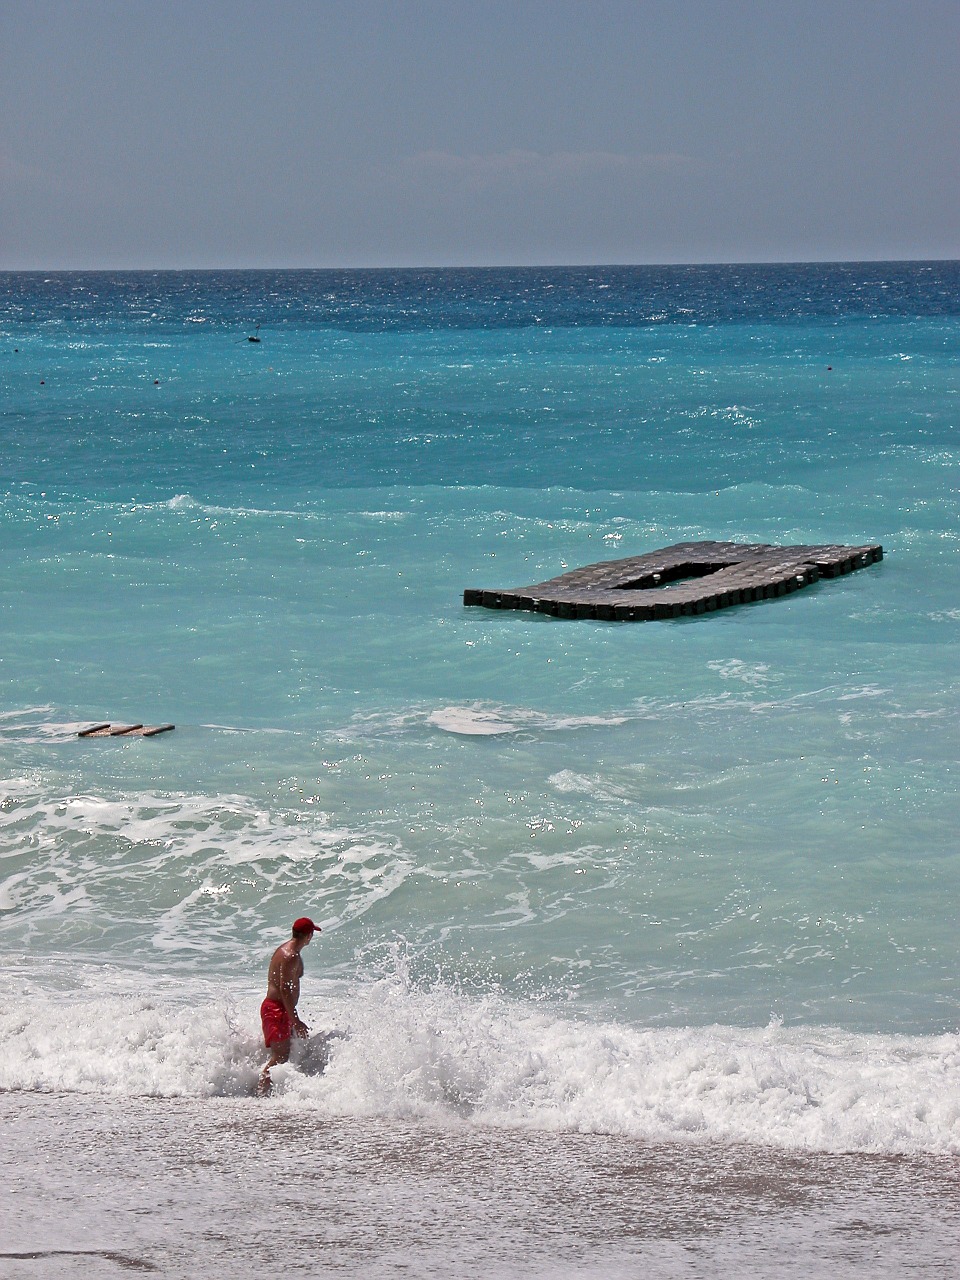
top-left (40, 380), bottom-right (44, 385)
top-left (154, 379), bottom-right (160, 385)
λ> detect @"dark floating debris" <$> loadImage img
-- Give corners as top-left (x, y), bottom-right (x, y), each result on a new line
top-left (78, 722), bottom-right (175, 738)
top-left (463, 541), bottom-right (883, 621)
top-left (247, 323), bottom-right (262, 343)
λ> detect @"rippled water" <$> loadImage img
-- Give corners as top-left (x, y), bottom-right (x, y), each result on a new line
top-left (1, 265), bottom-right (959, 1274)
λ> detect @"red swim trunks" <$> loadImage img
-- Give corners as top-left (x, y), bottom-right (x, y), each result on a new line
top-left (260, 998), bottom-right (293, 1047)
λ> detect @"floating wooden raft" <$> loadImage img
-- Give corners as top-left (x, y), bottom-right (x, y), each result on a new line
top-left (463, 541), bottom-right (882, 621)
top-left (78, 723), bottom-right (175, 738)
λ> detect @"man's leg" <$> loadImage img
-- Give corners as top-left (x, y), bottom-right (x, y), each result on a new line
top-left (258, 1037), bottom-right (291, 1096)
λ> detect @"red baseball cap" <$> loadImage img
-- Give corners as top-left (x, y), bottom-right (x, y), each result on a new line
top-left (292, 916), bottom-right (320, 934)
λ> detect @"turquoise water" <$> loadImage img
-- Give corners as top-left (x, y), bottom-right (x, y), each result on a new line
top-left (1, 269), bottom-right (959, 1164)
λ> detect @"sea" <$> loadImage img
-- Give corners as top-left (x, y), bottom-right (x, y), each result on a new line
top-left (1, 264), bottom-right (958, 1277)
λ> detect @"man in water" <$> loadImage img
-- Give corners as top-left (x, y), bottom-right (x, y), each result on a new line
top-left (258, 916), bottom-right (320, 1095)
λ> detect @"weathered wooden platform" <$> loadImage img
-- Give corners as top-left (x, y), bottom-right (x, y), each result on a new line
top-left (463, 541), bottom-right (882, 621)
top-left (78, 723), bottom-right (175, 738)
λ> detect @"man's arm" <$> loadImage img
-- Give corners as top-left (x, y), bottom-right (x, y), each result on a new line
top-left (278, 952), bottom-right (308, 1037)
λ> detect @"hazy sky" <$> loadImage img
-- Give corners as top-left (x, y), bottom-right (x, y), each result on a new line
top-left (2, 0), bottom-right (958, 267)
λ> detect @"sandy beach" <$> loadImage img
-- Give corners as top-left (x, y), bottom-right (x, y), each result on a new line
top-left (3, 1091), bottom-right (959, 1279)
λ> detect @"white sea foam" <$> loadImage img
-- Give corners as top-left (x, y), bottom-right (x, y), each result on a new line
top-left (155, 493), bottom-right (331, 522)
top-left (706, 659), bottom-right (774, 688)
top-left (427, 705), bottom-right (628, 736)
top-left (1, 962), bottom-right (958, 1154)
top-left (0, 714), bottom-right (152, 744)
top-left (0, 706), bottom-right (54, 722)
top-left (0, 785), bottom-right (413, 950)
top-left (547, 770), bottom-right (635, 802)
top-left (428, 707), bottom-right (521, 735)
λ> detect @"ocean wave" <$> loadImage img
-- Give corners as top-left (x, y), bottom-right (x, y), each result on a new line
top-left (0, 490), bottom-right (335, 526)
top-left (204, 679), bottom-right (938, 748)
top-left (428, 707), bottom-right (521, 735)
top-left (343, 704), bottom-right (631, 740)
top-left (1, 961), bottom-right (958, 1154)
top-left (705, 659), bottom-right (775, 688)
top-left (0, 785), bottom-right (412, 944)
top-left (161, 494), bottom-right (325, 521)
top-left (427, 705), bottom-right (629, 736)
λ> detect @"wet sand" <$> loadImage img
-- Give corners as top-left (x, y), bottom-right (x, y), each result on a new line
top-left (2, 1092), bottom-right (959, 1278)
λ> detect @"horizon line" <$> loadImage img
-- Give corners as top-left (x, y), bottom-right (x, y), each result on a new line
top-left (1, 256), bottom-right (958, 273)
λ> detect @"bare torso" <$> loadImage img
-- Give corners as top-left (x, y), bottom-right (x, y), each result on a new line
top-left (265, 941), bottom-right (304, 1018)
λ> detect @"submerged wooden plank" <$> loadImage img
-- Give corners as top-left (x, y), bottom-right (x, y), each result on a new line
top-left (463, 541), bottom-right (882, 622)
top-left (78, 723), bottom-right (176, 738)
